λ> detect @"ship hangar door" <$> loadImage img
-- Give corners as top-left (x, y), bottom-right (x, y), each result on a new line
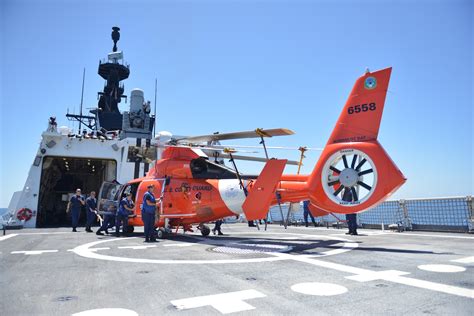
top-left (37, 156), bottom-right (117, 227)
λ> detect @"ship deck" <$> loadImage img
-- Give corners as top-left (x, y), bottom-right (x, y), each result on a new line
top-left (1, 223), bottom-right (473, 315)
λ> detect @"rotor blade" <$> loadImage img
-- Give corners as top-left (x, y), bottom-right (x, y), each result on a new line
top-left (357, 181), bottom-right (372, 190)
top-left (358, 168), bottom-right (373, 176)
top-left (330, 166), bottom-right (341, 174)
top-left (218, 153), bottom-right (299, 165)
top-left (328, 179), bottom-right (340, 186)
top-left (351, 154), bottom-right (358, 169)
top-left (351, 187), bottom-right (359, 201)
top-left (333, 185), bottom-right (344, 196)
top-left (211, 144), bottom-right (323, 151)
top-left (176, 128), bottom-right (295, 144)
top-left (342, 155), bottom-right (349, 168)
top-left (355, 158), bottom-right (367, 171)
top-left (157, 144), bottom-right (258, 154)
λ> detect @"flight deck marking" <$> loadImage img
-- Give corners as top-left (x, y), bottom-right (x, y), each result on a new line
top-left (11, 250), bottom-right (59, 255)
top-left (417, 264), bottom-right (466, 273)
top-left (451, 256), bottom-right (474, 264)
top-left (270, 252), bottom-right (474, 299)
top-left (72, 308), bottom-right (138, 316)
top-left (288, 227), bottom-right (474, 239)
top-left (117, 245), bottom-right (158, 250)
top-left (71, 233), bottom-right (357, 264)
top-left (90, 247), bottom-right (110, 251)
top-left (170, 289), bottom-right (266, 314)
top-left (163, 243), bottom-right (194, 247)
top-left (291, 282), bottom-right (348, 296)
top-left (17, 232), bottom-right (70, 235)
top-left (0, 234), bottom-right (18, 241)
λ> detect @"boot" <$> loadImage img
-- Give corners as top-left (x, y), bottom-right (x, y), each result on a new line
top-left (96, 231), bottom-right (104, 236)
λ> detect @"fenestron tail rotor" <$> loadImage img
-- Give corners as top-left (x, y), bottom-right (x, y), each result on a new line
top-left (322, 148), bottom-right (377, 206)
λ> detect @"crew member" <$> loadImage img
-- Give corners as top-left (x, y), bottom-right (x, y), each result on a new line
top-left (343, 188), bottom-right (358, 235)
top-left (303, 200), bottom-right (317, 227)
top-left (85, 191), bottom-right (97, 233)
top-left (212, 219), bottom-right (224, 235)
top-left (116, 193), bottom-right (134, 237)
top-left (68, 188), bottom-right (85, 232)
top-left (96, 204), bottom-right (116, 236)
top-left (142, 185), bottom-right (157, 242)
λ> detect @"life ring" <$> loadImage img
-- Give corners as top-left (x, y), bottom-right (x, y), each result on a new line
top-left (17, 208), bottom-right (33, 221)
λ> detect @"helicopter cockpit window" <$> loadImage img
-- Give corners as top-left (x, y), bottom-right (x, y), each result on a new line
top-left (190, 157), bottom-right (238, 179)
top-left (121, 182), bottom-right (139, 200)
top-left (190, 158), bottom-right (208, 174)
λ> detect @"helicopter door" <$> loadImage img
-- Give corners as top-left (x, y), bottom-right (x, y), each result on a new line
top-left (98, 181), bottom-right (123, 214)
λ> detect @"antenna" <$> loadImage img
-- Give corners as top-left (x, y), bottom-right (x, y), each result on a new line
top-left (153, 78), bottom-right (157, 135)
top-left (79, 68), bottom-right (86, 134)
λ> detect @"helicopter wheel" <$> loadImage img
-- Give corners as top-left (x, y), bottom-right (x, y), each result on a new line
top-left (200, 224), bottom-right (211, 237)
top-left (156, 228), bottom-right (166, 239)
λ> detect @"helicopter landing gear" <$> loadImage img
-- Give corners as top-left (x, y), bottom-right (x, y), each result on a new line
top-left (156, 227), bottom-right (167, 239)
top-left (199, 224), bottom-right (211, 236)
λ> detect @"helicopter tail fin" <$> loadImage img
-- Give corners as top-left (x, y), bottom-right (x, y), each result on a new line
top-left (306, 67), bottom-right (405, 214)
top-left (242, 159), bottom-right (287, 221)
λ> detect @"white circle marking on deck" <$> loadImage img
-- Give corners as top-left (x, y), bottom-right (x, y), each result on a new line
top-left (71, 233), bottom-right (357, 265)
top-left (72, 308), bottom-right (138, 316)
top-left (417, 264), bottom-right (466, 273)
top-left (291, 282), bottom-right (348, 296)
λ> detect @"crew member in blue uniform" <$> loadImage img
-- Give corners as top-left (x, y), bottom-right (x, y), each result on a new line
top-left (142, 184), bottom-right (157, 242)
top-left (96, 204), bottom-right (116, 236)
top-left (116, 193), bottom-right (134, 237)
top-left (303, 200), bottom-right (317, 227)
top-left (85, 191), bottom-right (97, 233)
top-left (343, 188), bottom-right (358, 235)
top-left (212, 219), bottom-right (224, 235)
top-left (69, 188), bottom-right (85, 232)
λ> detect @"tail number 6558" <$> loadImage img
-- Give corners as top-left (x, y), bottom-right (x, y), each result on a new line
top-left (348, 102), bottom-right (376, 114)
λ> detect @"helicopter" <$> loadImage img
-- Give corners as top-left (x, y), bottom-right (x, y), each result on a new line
top-left (98, 67), bottom-right (406, 238)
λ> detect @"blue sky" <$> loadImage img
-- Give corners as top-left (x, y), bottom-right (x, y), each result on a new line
top-left (0, 0), bottom-right (472, 207)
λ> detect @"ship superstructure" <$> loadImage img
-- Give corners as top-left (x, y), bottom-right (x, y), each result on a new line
top-left (5, 27), bottom-right (156, 228)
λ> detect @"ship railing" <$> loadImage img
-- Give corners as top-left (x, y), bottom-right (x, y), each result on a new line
top-left (269, 195), bottom-right (474, 233)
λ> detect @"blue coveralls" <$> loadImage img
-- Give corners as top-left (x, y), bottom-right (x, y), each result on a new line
top-left (116, 198), bottom-right (133, 237)
top-left (69, 195), bottom-right (84, 230)
top-left (303, 200), bottom-right (316, 227)
top-left (346, 213), bottom-right (358, 234)
top-left (96, 208), bottom-right (115, 234)
top-left (342, 188), bottom-right (358, 235)
top-left (142, 191), bottom-right (156, 241)
top-left (85, 196), bottom-right (97, 231)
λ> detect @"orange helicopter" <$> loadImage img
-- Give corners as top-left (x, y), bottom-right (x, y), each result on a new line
top-left (98, 67), bottom-right (406, 238)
